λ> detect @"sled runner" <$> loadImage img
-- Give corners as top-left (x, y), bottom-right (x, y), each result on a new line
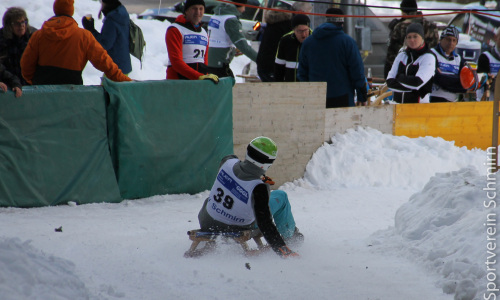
top-left (184, 229), bottom-right (268, 258)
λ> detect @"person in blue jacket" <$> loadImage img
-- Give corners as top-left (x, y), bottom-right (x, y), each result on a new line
top-left (297, 7), bottom-right (367, 108)
top-left (82, 0), bottom-right (132, 74)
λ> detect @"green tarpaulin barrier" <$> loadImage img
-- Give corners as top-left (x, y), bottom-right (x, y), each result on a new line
top-left (0, 85), bottom-right (121, 207)
top-left (102, 78), bottom-right (234, 199)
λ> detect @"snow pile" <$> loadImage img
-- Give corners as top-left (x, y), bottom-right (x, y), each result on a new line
top-left (302, 127), bottom-right (486, 190)
top-left (370, 167), bottom-right (499, 300)
top-left (0, 238), bottom-right (92, 300)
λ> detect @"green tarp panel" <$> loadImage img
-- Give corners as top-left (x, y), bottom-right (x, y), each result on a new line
top-left (0, 85), bottom-right (122, 208)
top-left (102, 77), bottom-right (234, 199)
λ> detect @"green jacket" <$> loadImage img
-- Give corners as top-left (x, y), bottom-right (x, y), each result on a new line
top-left (207, 3), bottom-right (257, 68)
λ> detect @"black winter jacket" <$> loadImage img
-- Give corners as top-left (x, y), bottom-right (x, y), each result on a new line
top-left (0, 63), bottom-right (21, 89)
top-left (256, 10), bottom-right (292, 81)
top-left (0, 26), bottom-right (37, 85)
top-left (274, 30), bottom-right (310, 82)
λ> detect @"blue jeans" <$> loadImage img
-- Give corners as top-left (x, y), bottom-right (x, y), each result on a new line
top-left (269, 190), bottom-right (296, 239)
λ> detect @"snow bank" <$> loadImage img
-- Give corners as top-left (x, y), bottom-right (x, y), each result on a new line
top-left (302, 127), bottom-right (486, 190)
top-left (371, 167), bottom-right (499, 300)
top-left (0, 238), bottom-right (92, 300)
top-left (286, 127), bottom-right (496, 300)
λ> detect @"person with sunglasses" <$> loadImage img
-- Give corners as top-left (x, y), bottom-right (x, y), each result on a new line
top-left (0, 7), bottom-right (37, 86)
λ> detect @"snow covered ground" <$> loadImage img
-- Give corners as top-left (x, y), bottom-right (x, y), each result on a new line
top-left (0, 127), bottom-right (497, 300)
top-left (0, 1), bottom-right (498, 299)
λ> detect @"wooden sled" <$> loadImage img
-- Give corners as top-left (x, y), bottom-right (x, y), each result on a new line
top-left (184, 229), bottom-right (268, 258)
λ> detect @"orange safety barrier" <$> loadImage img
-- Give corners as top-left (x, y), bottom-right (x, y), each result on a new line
top-left (393, 102), bottom-right (499, 150)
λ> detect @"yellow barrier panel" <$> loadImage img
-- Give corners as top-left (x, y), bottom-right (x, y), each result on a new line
top-left (394, 102), bottom-right (499, 150)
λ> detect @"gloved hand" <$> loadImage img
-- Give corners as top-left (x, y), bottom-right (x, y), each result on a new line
top-left (198, 74), bottom-right (219, 84)
top-left (276, 246), bottom-right (299, 258)
top-left (261, 175), bottom-right (275, 185)
top-left (81, 16), bottom-right (95, 31)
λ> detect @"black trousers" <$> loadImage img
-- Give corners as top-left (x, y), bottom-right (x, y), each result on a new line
top-left (326, 94), bottom-right (349, 108)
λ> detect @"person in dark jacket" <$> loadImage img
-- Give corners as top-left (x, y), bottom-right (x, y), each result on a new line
top-left (298, 8), bottom-right (367, 108)
top-left (0, 63), bottom-right (22, 97)
top-left (429, 26), bottom-right (467, 102)
top-left (21, 0), bottom-right (132, 85)
top-left (274, 14), bottom-right (311, 82)
top-left (82, 0), bottom-right (132, 74)
top-left (0, 7), bottom-right (37, 86)
top-left (198, 136), bottom-right (303, 258)
top-left (386, 23), bottom-right (436, 103)
top-left (256, 1), bottom-right (312, 82)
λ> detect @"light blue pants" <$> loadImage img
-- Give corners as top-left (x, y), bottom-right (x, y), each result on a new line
top-left (269, 190), bottom-right (296, 239)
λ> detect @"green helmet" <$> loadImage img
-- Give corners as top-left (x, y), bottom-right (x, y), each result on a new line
top-left (245, 136), bottom-right (278, 171)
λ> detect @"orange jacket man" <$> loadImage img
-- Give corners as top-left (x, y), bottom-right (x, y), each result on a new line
top-left (21, 0), bottom-right (131, 85)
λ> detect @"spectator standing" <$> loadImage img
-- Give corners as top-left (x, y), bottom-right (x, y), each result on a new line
top-left (82, 0), bottom-right (132, 74)
top-left (21, 0), bottom-right (131, 85)
top-left (274, 14), bottom-right (311, 82)
top-left (476, 28), bottom-right (500, 101)
top-left (0, 63), bottom-right (22, 97)
top-left (387, 23), bottom-right (436, 103)
top-left (207, 0), bottom-right (257, 78)
top-left (0, 7), bottom-right (37, 86)
top-left (384, 0), bottom-right (439, 79)
top-left (297, 8), bottom-right (367, 108)
top-left (256, 2), bottom-right (312, 82)
top-left (429, 26), bottom-right (467, 102)
top-left (165, 0), bottom-right (218, 83)
top-left (197, 136), bottom-right (302, 257)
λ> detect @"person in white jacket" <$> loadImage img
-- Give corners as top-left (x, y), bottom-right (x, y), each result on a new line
top-left (386, 23), bottom-right (436, 103)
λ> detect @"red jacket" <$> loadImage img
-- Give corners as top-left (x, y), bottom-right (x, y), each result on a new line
top-left (165, 15), bottom-right (208, 80)
top-left (21, 16), bottom-right (131, 85)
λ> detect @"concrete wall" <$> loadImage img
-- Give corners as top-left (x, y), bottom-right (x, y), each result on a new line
top-left (324, 105), bottom-right (394, 142)
top-left (233, 82), bottom-right (326, 187)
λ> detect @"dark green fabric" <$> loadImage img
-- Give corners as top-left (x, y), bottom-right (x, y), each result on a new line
top-left (0, 85), bottom-right (121, 207)
top-left (102, 77), bottom-right (234, 199)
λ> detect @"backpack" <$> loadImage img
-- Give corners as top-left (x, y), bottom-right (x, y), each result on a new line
top-left (129, 19), bottom-right (146, 67)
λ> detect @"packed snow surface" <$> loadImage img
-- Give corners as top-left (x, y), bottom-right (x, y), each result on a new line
top-left (0, 127), bottom-right (497, 300)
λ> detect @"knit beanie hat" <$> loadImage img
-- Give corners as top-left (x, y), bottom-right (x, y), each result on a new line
top-left (440, 26), bottom-right (459, 41)
top-left (406, 22), bottom-right (424, 38)
top-left (184, 0), bottom-right (205, 13)
top-left (101, 0), bottom-right (121, 15)
top-left (325, 8), bottom-right (344, 24)
top-left (291, 14), bottom-right (310, 28)
top-left (400, 0), bottom-right (418, 14)
top-left (53, 0), bottom-right (74, 16)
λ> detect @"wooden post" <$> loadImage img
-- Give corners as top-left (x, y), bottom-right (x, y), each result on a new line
top-left (493, 77), bottom-right (500, 171)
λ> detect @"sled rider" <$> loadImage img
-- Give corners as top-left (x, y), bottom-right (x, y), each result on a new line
top-left (197, 136), bottom-right (303, 258)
